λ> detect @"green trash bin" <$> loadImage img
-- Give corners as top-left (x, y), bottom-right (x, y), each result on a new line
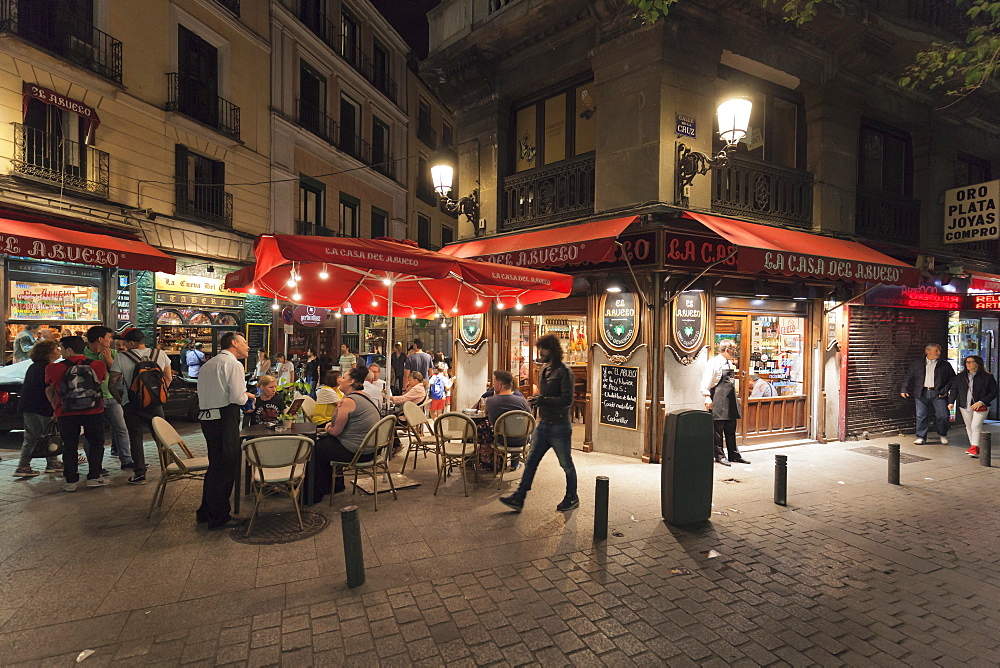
top-left (661, 409), bottom-right (714, 525)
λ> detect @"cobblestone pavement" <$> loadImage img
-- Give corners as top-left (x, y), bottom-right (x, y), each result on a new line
top-left (1, 422), bottom-right (999, 666)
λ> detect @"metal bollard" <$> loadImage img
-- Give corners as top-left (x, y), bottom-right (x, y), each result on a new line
top-left (981, 432), bottom-right (992, 468)
top-left (594, 476), bottom-right (609, 542)
top-left (774, 455), bottom-right (787, 506)
top-left (341, 505), bottom-right (365, 588)
top-left (888, 443), bottom-right (900, 485)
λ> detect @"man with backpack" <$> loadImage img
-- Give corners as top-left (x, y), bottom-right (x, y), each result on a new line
top-left (84, 326), bottom-right (133, 470)
top-left (110, 329), bottom-right (173, 486)
top-left (45, 336), bottom-right (107, 492)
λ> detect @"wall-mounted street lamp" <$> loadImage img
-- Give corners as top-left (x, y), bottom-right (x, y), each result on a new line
top-left (429, 162), bottom-right (481, 231)
top-left (676, 95), bottom-right (753, 201)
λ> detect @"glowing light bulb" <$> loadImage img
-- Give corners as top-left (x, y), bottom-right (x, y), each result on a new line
top-left (440, 320), bottom-right (447, 328)
top-left (293, 273), bottom-right (301, 283)
top-left (475, 299), bottom-right (483, 307)
top-left (497, 302), bottom-right (504, 309)
top-left (271, 300), bottom-right (279, 311)
top-left (334, 310), bottom-right (341, 318)
top-left (382, 277), bottom-right (392, 286)
top-left (451, 307), bottom-right (458, 313)
top-left (292, 292), bottom-right (301, 301)
top-left (372, 299), bottom-right (378, 307)
top-left (411, 311), bottom-right (416, 320)
top-left (248, 286), bottom-right (256, 294)
top-left (515, 301), bottom-right (523, 311)
top-left (319, 264), bottom-right (329, 280)
top-left (286, 277), bottom-right (295, 287)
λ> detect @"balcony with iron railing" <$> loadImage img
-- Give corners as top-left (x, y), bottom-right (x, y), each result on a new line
top-left (711, 154), bottom-right (814, 228)
top-left (855, 187), bottom-right (921, 241)
top-left (279, 0), bottom-right (337, 46)
top-left (214, 0), bottom-right (240, 16)
top-left (501, 154), bottom-right (595, 231)
top-left (417, 123), bottom-right (437, 150)
top-left (0, 0), bottom-right (122, 83)
top-left (296, 99), bottom-right (338, 145)
top-left (11, 123), bottom-right (109, 198)
top-left (296, 220), bottom-right (341, 237)
top-left (166, 73), bottom-right (241, 141)
top-left (293, 100), bottom-right (396, 182)
top-left (175, 182), bottom-right (234, 227)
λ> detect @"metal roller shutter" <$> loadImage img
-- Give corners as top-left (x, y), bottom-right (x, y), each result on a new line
top-left (845, 306), bottom-right (949, 437)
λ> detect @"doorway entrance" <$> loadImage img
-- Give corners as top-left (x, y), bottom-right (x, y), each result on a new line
top-left (715, 311), bottom-right (808, 445)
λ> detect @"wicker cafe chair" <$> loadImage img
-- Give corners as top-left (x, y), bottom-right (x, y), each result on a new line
top-left (399, 401), bottom-right (435, 474)
top-left (433, 413), bottom-right (478, 496)
top-left (492, 410), bottom-right (536, 490)
top-left (243, 436), bottom-right (314, 537)
top-left (329, 415), bottom-right (399, 511)
top-left (147, 417), bottom-right (210, 519)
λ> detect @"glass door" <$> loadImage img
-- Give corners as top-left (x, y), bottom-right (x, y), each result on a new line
top-left (508, 317), bottom-right (535, 395)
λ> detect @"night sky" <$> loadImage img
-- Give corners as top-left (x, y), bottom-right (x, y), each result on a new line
top-left (372, 0), bottom-right (442, 60)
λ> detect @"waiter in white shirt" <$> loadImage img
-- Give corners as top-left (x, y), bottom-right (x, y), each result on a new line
top-left (196, 332), bottom-right (255, 530)
top-left (900, 342), bottom-right (955, 445)
top-left (701, 339), bottom-right (750, 467)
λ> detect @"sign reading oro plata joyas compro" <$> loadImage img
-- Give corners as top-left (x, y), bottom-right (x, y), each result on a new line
top-left (600, 365), bottom-right (638, 430)
top-left (600, 292), bottom-right (638, 351)
top-left (943, 179), bottom-right (999, 244)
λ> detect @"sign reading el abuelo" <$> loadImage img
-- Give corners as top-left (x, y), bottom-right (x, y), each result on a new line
top-left (943, 180), bottom-right (999, 244)
top-left (600, 292), bottom-right (639, 351)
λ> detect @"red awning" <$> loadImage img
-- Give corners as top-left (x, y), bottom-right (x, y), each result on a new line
top-left (439, 216), bottom-right (637, 268)
top-left (0, 218), bottom-right (175, 272)
top-left (683, 212), bottom-right (919, 286)
top-left (970, 272), bottom-right (1000, 292)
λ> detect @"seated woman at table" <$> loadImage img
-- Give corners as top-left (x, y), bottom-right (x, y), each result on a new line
top-left (311, 370), bottom-right (343, 425)
top-left (310, 366), bottom-right (381, 502)
top-left (391, 371), bottom-right (426, 406)
top-left (247, 375), bottom-right (285, 425)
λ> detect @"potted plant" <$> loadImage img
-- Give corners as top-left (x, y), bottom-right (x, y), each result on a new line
top-left (277, 412), bottom-right (295, 429)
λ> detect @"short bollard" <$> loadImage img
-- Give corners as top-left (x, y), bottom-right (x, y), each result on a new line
top-left (594, 476), bottom-right (609, 541)
top-left (341, 506), bottom-right (365, 588)
top-left (888, 443), bottom-right (900, 485)
top-left (981, 432), bottom-right (992, 468)
top-left (774, 455), bottom-right (787, 506)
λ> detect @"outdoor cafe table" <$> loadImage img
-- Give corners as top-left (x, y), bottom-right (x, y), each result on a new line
top-left (237, 422), bottom-right (321, 513)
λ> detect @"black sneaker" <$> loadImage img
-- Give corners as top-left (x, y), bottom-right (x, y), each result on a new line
top-left (556, 496), bottom-right (580, 512)
top-left (127, 474), bottom-right (147, 485)
top-left (499, 495), bottom-right (524, 512)
top-left (121, 461), bottom-right (136, 470)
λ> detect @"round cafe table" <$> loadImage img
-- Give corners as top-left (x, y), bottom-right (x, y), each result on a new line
top-left (237, 422), bottom-right (322, 513)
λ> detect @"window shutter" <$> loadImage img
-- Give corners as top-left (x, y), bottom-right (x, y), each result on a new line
top-left (174, 144), bottom-right (189, 208)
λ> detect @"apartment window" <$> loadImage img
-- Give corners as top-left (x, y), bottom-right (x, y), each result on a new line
top-left (340, 94), bottom-right (361, 159)
top-left (371, 207), bottom-right (388, 238)
top-left (176, 25), bottom-right (219, 126)
top-left (417, 99), bottom-right (435, 148)
top-left (956, 153), bottom-right (992, 187)
top-left (716, 67), bottom-right (804, 169)
top-left (298, 176), bottom-right (324, 233)
top-left (372, 116), bottom-right (391, 175)
top-left (512, 81), bottom-right (595, 173)
top-left (373, 39), bottom-right (389, 89)
top-left (340, 193), bottom-right (360, 237)
top-left (859, 121), bottom-right (912, 197)
top-left (417, 214), bottom-right (431, 249)
top-left (299, 61), bottom-right (327, 134)
top-left (175, 144), bottom-right (230, 226)
top-left (442, 226), bottom-right (454, 247)
top-left (342, 9), bottom-right (360, 65)
top-left (442, 123), bottom-right (454, 149)
top-left (417, 156), bottom-right (437, 205)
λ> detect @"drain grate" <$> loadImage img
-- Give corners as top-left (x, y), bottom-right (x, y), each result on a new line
top-left (229, 511), bottom-right (329, 545)
top-left (849, 446), bottom-right (930, 464)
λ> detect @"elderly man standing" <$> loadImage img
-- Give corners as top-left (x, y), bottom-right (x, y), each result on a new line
top-left (701, 339), bottom-right (750, 466)
top-left (196, 332), bottom-right (255, 530)
top-left (901, 342), bottom-right (955, 444)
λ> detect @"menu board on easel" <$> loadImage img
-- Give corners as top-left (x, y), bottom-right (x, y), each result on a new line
top-left (246, 323), bottom-right (270, 354)
top-left (599, 365), bottom-right (639, 430)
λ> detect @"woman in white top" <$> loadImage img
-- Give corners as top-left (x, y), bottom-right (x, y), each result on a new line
top-left (252, 350), bottom-right (271, 382)
top-left (274, 353), bottom-right (294, 385)
top-left (312, 370), bottom-right (344, 424)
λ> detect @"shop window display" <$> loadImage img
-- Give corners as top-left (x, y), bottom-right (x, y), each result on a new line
top-left (748, 315), bottom-right (804, 396)
top-left (948, 314), bottom-right (980, 373)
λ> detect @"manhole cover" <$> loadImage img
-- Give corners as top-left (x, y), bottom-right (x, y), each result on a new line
top-left (229, 511), bottom-right (329, 545)
top-left (849, 446), bottom-right (930, 464)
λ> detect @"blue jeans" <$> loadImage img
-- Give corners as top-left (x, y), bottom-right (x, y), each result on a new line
top-left (104, 398), bottom-right (131, 463)
top-left (915, 389), bottom-right (949, 439)
top-left (512, 420), bottom-right (576, 501)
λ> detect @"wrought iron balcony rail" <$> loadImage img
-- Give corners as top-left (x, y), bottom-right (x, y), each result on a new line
top-left (501, 154), bottom-right (595, 231)
top-left (214, 0), bottom-right (240, 16)
top-left (371, 150), bottom-right (396, 180)
top-left (905, 0), bottom-right (969, 32)
top-left (340, 39), bottom-right (398, 103)
top-left (279, 0), bottom-right (337, 46)
top-left (711, 154), bottom-right (814, 228)
top-left (0, 0), bottom-right (122, 83)
top-left (12, 123), bottom-right (109, 198)
top-left (296, 220), bottom-right (341, 237)
top-left (296, 99), bottom-right (338, 145)
top-left (166, 73), bottom-right (241, 141)
top-left (416, 123), bottom-right (437, 150)
top-left (855, 187), bottom-right (921, 242)
top-left (487, 0), bottom-right (520, 14)
top-left (175, 182), bottom-right (233, 227)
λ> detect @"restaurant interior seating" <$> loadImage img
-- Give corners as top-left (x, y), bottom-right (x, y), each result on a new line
top-left (243, 435), bottom-right (314, 537)
top-left (148, 416), bottom-right (210, 519)
top-left (433, 413), bottom-right (479, 496)
top-left (492, 410), bottom-right (535, 489)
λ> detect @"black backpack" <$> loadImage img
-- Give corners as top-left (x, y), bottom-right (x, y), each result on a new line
top-left (59, 359), bottom-right (103, 412)
top-left (126, 350), bottom-right (169, 409)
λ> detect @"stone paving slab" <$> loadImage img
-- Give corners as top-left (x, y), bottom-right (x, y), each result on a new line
top-left (1, 424), bottom-right (999, 665)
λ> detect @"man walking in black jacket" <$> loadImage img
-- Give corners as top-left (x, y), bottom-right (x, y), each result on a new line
top-left (500, 334), bottom-right (578, 512)
top-left (901, 343), bottom-right (956, 444)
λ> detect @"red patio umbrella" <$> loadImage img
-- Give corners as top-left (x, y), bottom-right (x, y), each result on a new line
top-left (225, 236), bottom-right (572, 401)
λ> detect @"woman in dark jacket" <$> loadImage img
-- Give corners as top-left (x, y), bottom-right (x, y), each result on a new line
top-left (14, 339), bottom-right (63, 477)
top-left (948, 355), bottom-right (999, 457)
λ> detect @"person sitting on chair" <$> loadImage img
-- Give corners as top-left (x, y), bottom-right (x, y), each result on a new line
top-left (486, 370), bottom-right (531, 470)
top-left (391, 371), bottom-right (426, 406)
top-left (247, 375), bottom-right (284, 425)
top-left (310, 366), bottom-right (380, 502)
top-left (311, 370), bottom-right (343, 425)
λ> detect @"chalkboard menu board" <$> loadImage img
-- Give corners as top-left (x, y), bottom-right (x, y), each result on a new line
top-left (246, 323), bottom-right (270, 354)
top-left (599, 365), bottom-right (639, 430)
